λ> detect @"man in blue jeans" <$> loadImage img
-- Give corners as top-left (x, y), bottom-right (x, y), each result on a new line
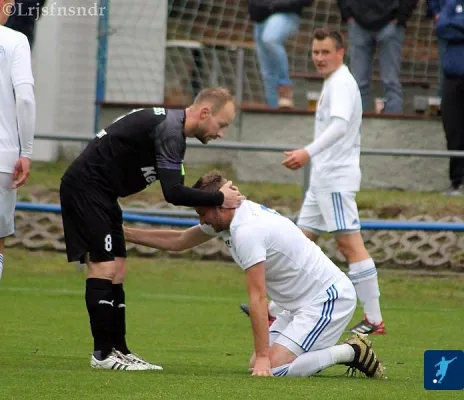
top-left (337, 0), bottom-right (418, 113)
top-left (247, 0), bottom-right (313, 108)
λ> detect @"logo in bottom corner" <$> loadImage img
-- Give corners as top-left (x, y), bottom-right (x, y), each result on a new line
top-left (424, 350), bottom-right (464, 390)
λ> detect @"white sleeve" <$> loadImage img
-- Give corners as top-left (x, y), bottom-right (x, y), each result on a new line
top-left (305, 117), bottom-right (348, 158)
top-left (328, 80), bottom-right (353, 122)
top-left (233, 226), bottom-right (266, 270)
top-left (15, 84), bottom-right (36, 159)
top-left (11, 35), bottom-right (34, 87)
top-left (198, 224), bottom-right (217, 236)
top-left (11, 35), bottom-right (35, 158)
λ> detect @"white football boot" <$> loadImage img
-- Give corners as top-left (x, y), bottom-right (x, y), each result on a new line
top-left (90, 349), bottom-right (146, 371)
top-left (123, 352), bottom-right (164, 371)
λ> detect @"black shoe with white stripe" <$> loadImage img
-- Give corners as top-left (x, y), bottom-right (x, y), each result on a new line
top-left (348, 317), bottom-right (386, 335)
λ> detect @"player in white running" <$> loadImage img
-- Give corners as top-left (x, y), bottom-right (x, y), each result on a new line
top-left (282, 28), bottom-right (385, 335)
top-left (0, 1), bottom-right (36, 283)
top-left (123, 171), bottom-right (385, 378)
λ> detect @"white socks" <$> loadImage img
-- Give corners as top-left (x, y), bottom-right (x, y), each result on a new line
top-left (0, 253), bottom-right (3, 282)
top-left (272, 344), bottom-right (355, 377)
top-left (348, 258), bottom-right (383, 325)
top-left (268, 300), bottom-right (284, 317)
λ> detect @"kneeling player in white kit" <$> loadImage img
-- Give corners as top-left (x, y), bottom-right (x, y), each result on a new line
top-left (124, 172), bottom-right (385, 378)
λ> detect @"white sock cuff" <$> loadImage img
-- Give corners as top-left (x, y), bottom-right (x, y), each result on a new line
top-left (268, 301), bottom-right (284, 317)
top-left (348, 258), bottom-right (377, 283)
top-left (272, 363), bottom-right (290, 377)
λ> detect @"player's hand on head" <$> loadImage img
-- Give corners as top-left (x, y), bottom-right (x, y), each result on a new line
top-left (251, 357), bottom-right (272, 377)
top-left (282, 149), bottom-right (310, 170)
top-left (12, 157), bottom-right (31, 189)
top-left (220, 180), bottom-right (246, 208)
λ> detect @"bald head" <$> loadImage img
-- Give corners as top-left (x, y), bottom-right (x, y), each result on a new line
top-left (185, 87), bottom-right (237, 144)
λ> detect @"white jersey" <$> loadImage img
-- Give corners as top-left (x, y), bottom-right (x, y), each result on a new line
top-left (310, 64), bottom-right (362, 192)
top-left (0, 26), bottom-right (34, 173)
top-left (200, 200), bottom-right (345, 312)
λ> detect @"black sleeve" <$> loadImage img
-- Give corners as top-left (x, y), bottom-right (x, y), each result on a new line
top-left (158, 168), bottom-right (225, 207)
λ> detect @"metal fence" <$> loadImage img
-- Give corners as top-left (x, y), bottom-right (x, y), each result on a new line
top-left (34, 134), bottom-right (464, 196)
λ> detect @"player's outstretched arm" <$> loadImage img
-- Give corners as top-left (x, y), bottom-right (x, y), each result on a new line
top-left (123, 225), bottom-right (213, 251)
top-left (158, 169), bottom-right (245, 208)
top-left (246, 262), bottom-right (272, 377)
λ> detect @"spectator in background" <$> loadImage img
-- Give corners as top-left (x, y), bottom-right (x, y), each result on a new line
top-left (248, 0), bottom-right (313, 109)
top-left (337, 0), bottom-right (418, 113)
top-left (426, 0), bottom-right (447, 97)
top-left (5, 0), bottom-right (46, 51)
top-left (435, 0), bottom-right (464, 195)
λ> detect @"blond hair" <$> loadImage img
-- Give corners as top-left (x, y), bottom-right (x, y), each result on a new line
top-left (192, 87), bottom-right (236, 114)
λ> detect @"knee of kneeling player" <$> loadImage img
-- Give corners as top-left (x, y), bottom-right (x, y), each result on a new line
top-left (269, 348), bottom-right (297, 369)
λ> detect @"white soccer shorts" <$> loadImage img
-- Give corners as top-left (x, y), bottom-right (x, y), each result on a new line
top-left (269, 275), bottom-right (356, 356)
top-left (0, 173), bottom-right (16, 238)
top-left (297, 189), bottom-right (361, 234)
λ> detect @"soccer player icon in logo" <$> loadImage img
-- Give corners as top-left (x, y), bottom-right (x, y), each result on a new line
top-left (434, 356), bottom-right (457, 384)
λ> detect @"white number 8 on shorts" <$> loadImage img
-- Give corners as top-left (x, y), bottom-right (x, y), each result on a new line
top-left (104, 234), bottom-right (112, 252)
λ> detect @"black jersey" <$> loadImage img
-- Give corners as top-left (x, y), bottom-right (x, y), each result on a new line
top-left (61, 107), bottom-right (223, 206)
top-left (63, 107), bottom-right (184, 197)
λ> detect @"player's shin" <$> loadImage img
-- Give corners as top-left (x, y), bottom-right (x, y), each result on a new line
top-left (85, 278), bottom-right (114, 360)
top-left (348, 258), bottom-right (383, 325)
top-left (282, 345), bottom-right (355, 377)
top-left (112, 283), bottom-right (130, 355)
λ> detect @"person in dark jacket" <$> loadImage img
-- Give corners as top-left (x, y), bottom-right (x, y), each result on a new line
top-left (4, 0), bottom-right (46, 50)
top-left (435, 0), bottom-right (464, 195)
top-left (427, 0), bottom-right (447, 96)
top-left (248, 0), bottom-right (313, 108)
top-left (337, 0), bottom-right (418, 113)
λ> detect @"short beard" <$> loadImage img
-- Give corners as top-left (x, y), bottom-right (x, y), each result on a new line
top-left (195, 133), bottom-right (208, 144)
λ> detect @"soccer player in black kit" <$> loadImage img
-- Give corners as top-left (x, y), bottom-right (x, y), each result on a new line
top-left (60, 88), bottom-right (244, 371)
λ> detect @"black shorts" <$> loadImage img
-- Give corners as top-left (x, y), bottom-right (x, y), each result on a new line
top-left (60, 181), bottom-right (127, 263)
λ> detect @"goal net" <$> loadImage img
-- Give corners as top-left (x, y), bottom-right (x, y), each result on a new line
top-left (99, 0), bottom-right (439, 108)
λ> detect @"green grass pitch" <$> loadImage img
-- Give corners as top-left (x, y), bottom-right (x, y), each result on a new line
top-left (1, 248), bottom-right (463, 399)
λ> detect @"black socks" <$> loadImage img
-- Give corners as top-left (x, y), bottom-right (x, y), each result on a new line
top-left (85, 278), bottom-right (113, 360)
top-left (112, 283), bottom-right (131, 355)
